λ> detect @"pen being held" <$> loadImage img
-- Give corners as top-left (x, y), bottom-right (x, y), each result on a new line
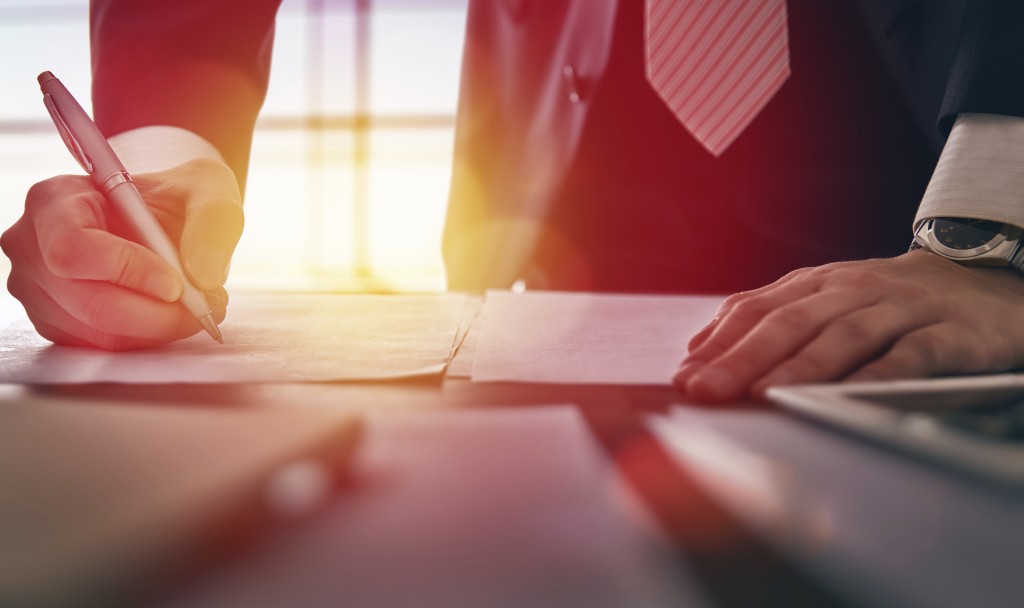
top-left (35, 71), bottom-right (224, 344)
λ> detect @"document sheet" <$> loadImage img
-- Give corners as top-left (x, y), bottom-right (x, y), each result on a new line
top-left (0, 293), bottom-right (469, 384)
top-left (471, 290), bottom-right (725, 385)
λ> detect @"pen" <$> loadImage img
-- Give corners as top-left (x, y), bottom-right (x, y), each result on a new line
top-left (37, 71), bottom-right (223, 343)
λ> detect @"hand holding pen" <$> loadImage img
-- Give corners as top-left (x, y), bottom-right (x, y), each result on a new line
top-left (0, 72), bottom-right (243, 350)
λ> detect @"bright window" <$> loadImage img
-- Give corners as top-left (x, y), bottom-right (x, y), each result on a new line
top-left (0, 0), bottom-right (468, 293)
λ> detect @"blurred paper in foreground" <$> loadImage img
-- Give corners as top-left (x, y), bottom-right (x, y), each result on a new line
top-left (0, 391), bottom-right (361, 608)
top-left (0, 294), bottom-right (469, 384)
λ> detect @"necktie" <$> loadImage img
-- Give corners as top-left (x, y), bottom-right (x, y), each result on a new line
top-left (645, 0), bottom-right (791, 156)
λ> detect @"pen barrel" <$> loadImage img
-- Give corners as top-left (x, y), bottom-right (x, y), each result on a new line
top-left (107, 183), bottom-right (180, 266)
top-left (107, 184), bottom-right (213, 317)
top-left (39, 74), bottom-right (126, 180)
top-left (40, 72), bottom-right (218, 336)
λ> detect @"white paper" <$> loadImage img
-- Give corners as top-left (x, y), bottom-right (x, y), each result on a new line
top-left (471, 290), bottom-right (725, 385)
top-left (0, 293), bottom-right (469, 384)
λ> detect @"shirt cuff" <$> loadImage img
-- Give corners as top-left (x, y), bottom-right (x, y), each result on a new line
top-left (915, 113), bottom-right (1024, 229)
top-left (107, 126), bottom-right (225, 174)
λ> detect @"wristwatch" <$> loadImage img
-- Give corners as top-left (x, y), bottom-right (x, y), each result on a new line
top-left (911, 217), bottom-right (1024, 270)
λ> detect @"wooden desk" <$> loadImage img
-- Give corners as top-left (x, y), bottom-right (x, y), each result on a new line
top-left (15, 378), bottom-right (1021, 608)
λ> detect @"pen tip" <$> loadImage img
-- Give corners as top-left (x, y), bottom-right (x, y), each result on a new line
top-left (198, 313), bottom-right (223, 344)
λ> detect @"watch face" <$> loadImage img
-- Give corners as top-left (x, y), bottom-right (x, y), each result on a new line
top-left (933, 218), bottom-right (1004, 251)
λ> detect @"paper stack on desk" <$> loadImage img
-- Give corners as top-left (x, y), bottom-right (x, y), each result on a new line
top-left (470, 290), bottom-right (724, 385)
top-left (0, 293), bottom-right (470, 384)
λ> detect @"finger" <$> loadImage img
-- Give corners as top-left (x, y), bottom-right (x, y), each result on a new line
top-left (749, 302), bottom-right (934, 397)
top-left (31, 188), bottom-right (182, 301)
top-left (26, 316), bottom-right (94, 348)
top-left (679, 289), bottom-right (877, 401)
top-left (34, 312), bottom-right (170, 351)
top-left (686, 316), bottom-right (721, 354)
top-left (38, 276), bottom-right (226, 342)
top-left (0, 217), bottom-right (33, 262)
top-left (205, 286), bottom-right (229, 313)
top-left (11, 274), bottom-right (179, 350)
top-left (140, 159), bottom-right (244, 291)
top-left (688, 276), bottom-right (819, 361)
top-left (676, 276), bottom-right (821, 387)
top-left (846, 322), bottom-right (1009, 382)
top-left (686, 268), bottom-right (808, 354)
top-left (40, 227), bottom-right (182, 302)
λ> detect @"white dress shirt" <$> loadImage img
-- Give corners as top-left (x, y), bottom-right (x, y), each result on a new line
top-left (110, 113), bottom-right (1024, 234)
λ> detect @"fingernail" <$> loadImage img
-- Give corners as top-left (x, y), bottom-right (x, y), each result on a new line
top-left (144, 272), bottom-right (182, 302)
top-left (688, 367), bottom-right (736, 400)
top-left (187, 245), bottom-right (230, 290)
top-left (698, 317), bottom-right (719, 333)
top-left (673, 360), bottom-right (706, 386)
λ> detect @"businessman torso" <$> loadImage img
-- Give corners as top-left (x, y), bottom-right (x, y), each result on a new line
top-left (443, 0), bottom-right (962, 292)
top-left (93, 0), bottom-right (1022, 294)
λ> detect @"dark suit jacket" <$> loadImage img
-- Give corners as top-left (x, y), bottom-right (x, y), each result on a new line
top-left (90, 0), bottom-right (1024, 292)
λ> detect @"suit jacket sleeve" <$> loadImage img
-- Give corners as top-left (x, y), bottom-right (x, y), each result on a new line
top-left (90, 0), bottom-right (282, 190)
top-left (938, 0), bottom-right (1024, 135)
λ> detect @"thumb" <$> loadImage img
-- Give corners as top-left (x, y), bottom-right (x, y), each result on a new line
top-left (181, 196), bottom-right (245, 291)
top-left (147, 159), bottom-right (245, 291)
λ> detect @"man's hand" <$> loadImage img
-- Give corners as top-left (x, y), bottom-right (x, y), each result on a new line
top-left (673, 250), bottom-right (1024, 402)
top-left (1, 158), bottom-right (243, 350)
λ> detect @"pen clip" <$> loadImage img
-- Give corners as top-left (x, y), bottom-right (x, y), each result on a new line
top-left (43, 94), bottom-right (93, 174)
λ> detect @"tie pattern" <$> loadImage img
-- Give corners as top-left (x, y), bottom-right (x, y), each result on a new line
top-left (645, 0), bottom-right (791, 156)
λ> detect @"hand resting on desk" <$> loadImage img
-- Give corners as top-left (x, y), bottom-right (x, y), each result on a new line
top-left (1, 158), bottom-right (242, 350)
top-left (674, 250), bottom-right (1024, 402)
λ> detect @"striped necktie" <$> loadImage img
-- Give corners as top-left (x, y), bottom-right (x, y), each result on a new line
top-left (645, 0), bottom-right (791, 157)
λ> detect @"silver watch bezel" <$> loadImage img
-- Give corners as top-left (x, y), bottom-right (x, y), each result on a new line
top-left (913, 218), bottom-right (1024, 267)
